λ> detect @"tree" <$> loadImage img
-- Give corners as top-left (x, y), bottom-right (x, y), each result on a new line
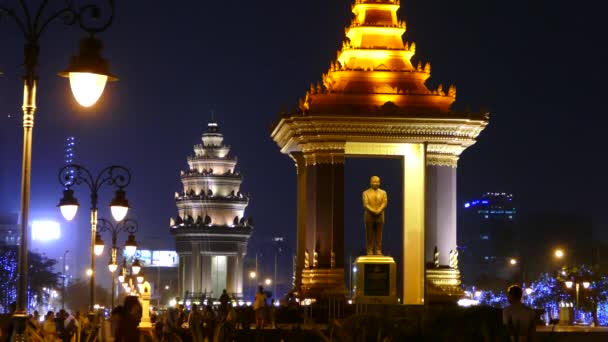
top-left (63, 279), bottom-right (110, 312)
top-left (556, 265), bottom-right (608, 326)
top-left (0, 245), bottom-right (60, 312)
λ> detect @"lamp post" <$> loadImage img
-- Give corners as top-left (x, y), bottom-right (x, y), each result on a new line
top-left (62, 250), bottom-right (69, 310)
top-left (97, 218), bottom-right (138, 309)
top-left (0, 0), bottom-right (117, 327)
top-left (249, 271), bottom-right (257, 299)
top-left (57, 164), bottom-right (131, 314)
top-left (565, 280), bottom-right (591, 311)
top-left (118, 258), bottom-right (144, 297)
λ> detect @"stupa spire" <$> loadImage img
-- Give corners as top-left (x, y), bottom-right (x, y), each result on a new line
top-left (306, 0), bottom-right (455, 113)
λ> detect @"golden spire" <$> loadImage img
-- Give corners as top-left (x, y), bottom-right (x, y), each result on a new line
top-left (304, 0), bottom-right (457, 113)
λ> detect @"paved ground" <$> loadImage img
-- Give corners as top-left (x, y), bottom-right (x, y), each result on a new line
top-left (536, 325), bottom-right (608, 341)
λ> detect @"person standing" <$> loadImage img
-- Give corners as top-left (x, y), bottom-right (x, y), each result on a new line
top-left (188, 304), bottom-right (203, 342)
top-left (42, 311), bottom-right (58, 342)
top-left (219, 289), bottom-right (230, 321)
top-left (114, 296), bottom-right (142, 342)
top-left (503, 285), bottom-right (536, 342)
top-left (253, 286), bottom-right (266, 329)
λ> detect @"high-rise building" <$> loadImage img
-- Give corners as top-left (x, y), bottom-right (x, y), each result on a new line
top-left (64, 136), bottom-right (76, 185)
top-left (170, 121), bottom-right (253, 300)
top-left (459, 192), bottom-right (518, 288)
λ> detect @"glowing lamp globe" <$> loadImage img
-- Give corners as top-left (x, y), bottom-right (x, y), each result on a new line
top-left (565, 281), bottom-right (573, 289)
top-left (68, 73), bottom-right (108, 107)
top-left (108, 261), bottom-right (118, 273)
top-left (110, 190), bottom-right (129, 221)
top-left (249, 271), bottom-right (256, 279)
top-left (118, 274), bottom-right (125, 283)
top-left (94, 233), bottom-right (105, 256)
top-left (137, 275), bottom-right (144, 284)
top-left (583, 282), bottom-right (591, 289)
top-left (124, 234), bottom-right (137, 256)
top-left (58, 36), bottom-right (117, 107)
top-left (265, 278), bottom-right (272, 286)
top-left (58, 189), bottom-right (79, 221)
top-left (131, 259), bottom-right (142, 275)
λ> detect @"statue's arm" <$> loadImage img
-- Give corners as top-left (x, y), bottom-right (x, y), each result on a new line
top-left (362, 192), bottom-right (376, 214)
top-left (378, 191), bottom-right (388, 213)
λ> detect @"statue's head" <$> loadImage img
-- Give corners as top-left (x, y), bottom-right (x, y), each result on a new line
top-left (370, 176), bottom-right (381, 189)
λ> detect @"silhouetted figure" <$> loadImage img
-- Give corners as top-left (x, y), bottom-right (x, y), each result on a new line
top-left (115, 296), bottom-right (142, 341)
top-left (503, 285), bottom-right (536, 342)
top-left (219, 289), bottom-right (230, 320)
top-left (253, 286), bottom-right (267, 329)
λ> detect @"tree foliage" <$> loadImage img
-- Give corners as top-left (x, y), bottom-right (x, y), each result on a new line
top-left (0, 245), bottom-right (60, 312)
top-left (63, 278), bottom-right (110, 312)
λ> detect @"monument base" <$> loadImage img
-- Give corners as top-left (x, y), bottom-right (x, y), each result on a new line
top-left (425, 266), bottom-right (464, 304)
top-left (354, 255), bottom-right (397, 304)
top-left (301, 268), bottom-right (345, 298)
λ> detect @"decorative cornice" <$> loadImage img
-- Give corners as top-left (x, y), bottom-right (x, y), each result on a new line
top-left (271, 115), bottom-right (488, 157)
top-left (300, 142), bottom-right (346, 166)
top-left (426, 154), bottom-right (458, 168)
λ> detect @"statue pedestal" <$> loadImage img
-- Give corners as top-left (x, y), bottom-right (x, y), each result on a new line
top-left (425, 266), bottom-right (464, 304)
top-left (354, 255), bottom-right (398, 304)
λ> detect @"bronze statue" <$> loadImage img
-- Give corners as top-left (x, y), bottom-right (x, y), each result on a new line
top-left (362, 176), bottom-right (387, 255)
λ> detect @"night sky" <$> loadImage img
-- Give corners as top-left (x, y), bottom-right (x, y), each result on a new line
top-left (1, 0), bottom-right (607, 278)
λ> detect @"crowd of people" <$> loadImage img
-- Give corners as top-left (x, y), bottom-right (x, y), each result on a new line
top-left (156, 287), bottom-right (300, 341)
top-left (0, 286), bottom-right (301, 342)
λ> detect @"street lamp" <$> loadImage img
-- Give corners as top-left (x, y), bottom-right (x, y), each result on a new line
top-left (58, 164), bottom-right (131, 314)
top-left (131, 259), bottom-right (142, 275)
top-left (554, 249), bottom-right (565, 259)
top-left (124, 233), bottom-right (138, 256)
top-left (97, 218), bottom-right (138, 309)
top-left (564, 280), bottom-right (591, 313)
top-left (509, 258), bottom-right (518, 266)
top-left (1, 1), bottom-right (117, 329)
top-left (265, 278), bottom-right (272, 286)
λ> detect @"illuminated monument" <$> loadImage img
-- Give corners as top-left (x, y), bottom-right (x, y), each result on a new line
top-left (271, 0), bottom-right (488, 304)
top-left (170, 122), bottom-right (252, 299)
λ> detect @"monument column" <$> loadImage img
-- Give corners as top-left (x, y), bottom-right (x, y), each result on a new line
top-left (424, 152), bottom-right (463, 302)
top-left (290, 152), bottom-right (307, 293)
top-left (425, 157), bottom-right (458, 264)
top-left (178, 253), bottom-right (185, 297)
top-left (226, 256), bottom-right (236, 295)
top-left (201, 255), bottom-right (212, 294)
top-left (235, 253), bottom-right (244, 296)
top-left (192, 242), bottom-right (201, 292)
top-left (300, 144), bottom-right (345, 297)
top-left (182, 254), bottom-right (192, 294)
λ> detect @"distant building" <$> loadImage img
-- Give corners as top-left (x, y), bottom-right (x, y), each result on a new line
top-left (458, 193), bottom-right (518, 288)
top-left (132, 249), bottom-right (179, 307)
top-left (170, 121), bottom-right (253, 300)
top-left (0, 213), bottom-right (19, 246)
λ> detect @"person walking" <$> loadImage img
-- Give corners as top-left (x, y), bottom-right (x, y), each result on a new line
top-left (188, 304), bottom-right (204, 342)
top-left (253, 286), bottom-right (267, 330)
top-left (503, 285), bottom-right (536, 342)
